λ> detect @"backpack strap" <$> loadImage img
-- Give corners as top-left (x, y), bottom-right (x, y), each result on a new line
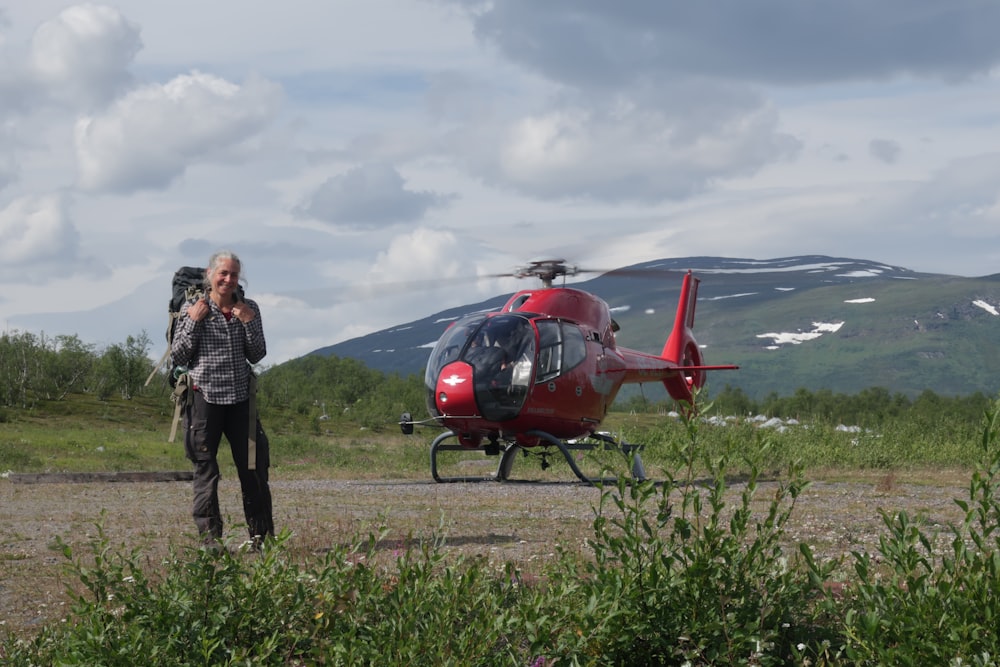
top-left (144, 345), bottom-right (171, 387)
top-left (247, 372), bottom-right (258, 470)
top-left (145, 308), bottom-right (183, 387)
top-left (146, 287), bottom-right (201, 388)
top-left (168, 371), bottom-right (193, 443)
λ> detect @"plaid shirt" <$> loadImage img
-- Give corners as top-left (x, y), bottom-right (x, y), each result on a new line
top-left (171, 297), bottom-right (267, 404)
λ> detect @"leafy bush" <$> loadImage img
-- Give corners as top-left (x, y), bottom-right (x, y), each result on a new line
top-left (834, 401), bottom-right (1000, 665)
top-left (519, 403), bottom-right (836, 665)
top-left (2, 526), bottom-right (525, 666)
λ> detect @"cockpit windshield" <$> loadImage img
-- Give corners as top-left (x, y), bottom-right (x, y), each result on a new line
top-left (424, 314), bottom-right (486, 392)
top-left (426, 313), bottom-right (537, 421)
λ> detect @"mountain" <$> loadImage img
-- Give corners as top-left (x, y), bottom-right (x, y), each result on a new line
top-left (306, 256), bottom-right (1000, 400)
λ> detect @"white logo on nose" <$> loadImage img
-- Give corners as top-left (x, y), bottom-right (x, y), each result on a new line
top-left (442, 375), bottom-right (465, 386)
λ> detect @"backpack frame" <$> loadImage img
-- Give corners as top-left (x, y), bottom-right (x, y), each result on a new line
top-left (145, 266), bottom-right (207, 388)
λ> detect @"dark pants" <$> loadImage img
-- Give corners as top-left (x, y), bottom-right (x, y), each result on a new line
top-left (184, 390), bottom-right (274, 543)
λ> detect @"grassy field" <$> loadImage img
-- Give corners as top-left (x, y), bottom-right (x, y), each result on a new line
top-left (0, 389), bottom-right (988, 479)
top-left (2, 392), bottom-right (999, 664)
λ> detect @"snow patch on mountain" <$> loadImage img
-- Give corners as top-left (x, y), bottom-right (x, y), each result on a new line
top-left (702, 262), bottom-right (850, 275)
top-left (757, 321), bottom-right (845, 349)
top-left (837, 270), bottom-right (882, 278)
top-left (698, 258), bottom-right (900, 276)
top-left (705, 292), bottom-right (758, 301)
top-left (974, 300), bottom-right (999, 316)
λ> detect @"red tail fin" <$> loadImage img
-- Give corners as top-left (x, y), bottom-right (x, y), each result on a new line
top-left (662, 271), bottom-right (705, 402)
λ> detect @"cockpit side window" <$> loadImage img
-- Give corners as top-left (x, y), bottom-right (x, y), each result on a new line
top-left (535, 320), bottom-right (586, 382)
top-left (536, 320), bottom-right (561, 382)
top-left (563, 324), bottom-right (586, 369)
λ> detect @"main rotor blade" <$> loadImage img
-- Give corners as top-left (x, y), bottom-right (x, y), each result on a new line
top-left (268, 261), bottom-right (691, 307)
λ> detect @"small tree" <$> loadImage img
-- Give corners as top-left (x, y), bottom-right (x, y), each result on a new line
top-left (93, 332), bottom-right (153, 400)
top-left (0, 330), bottom-right (41, 408)
top-left (45, 334), bottom-right (96, 400)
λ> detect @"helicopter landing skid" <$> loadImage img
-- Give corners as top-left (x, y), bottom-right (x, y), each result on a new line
top-left (429, 430), bottom-right (645, 485)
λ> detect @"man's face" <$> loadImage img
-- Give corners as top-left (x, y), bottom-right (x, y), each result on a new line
top-left (211, 259), bottom-right (240, 298)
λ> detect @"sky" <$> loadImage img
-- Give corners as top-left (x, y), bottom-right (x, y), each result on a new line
top-left (3, 1), bottom-right (1000, 367)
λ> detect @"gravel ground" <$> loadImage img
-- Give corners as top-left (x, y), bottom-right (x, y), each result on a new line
top-left (0, 471), bottom-right (971, 637)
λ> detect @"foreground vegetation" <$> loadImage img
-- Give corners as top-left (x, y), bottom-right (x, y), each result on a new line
top-left (2, 396), bottom-right (999, 664)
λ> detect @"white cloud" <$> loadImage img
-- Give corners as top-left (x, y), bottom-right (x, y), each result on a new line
top-left (29, 3), bottom-right (141, 108)
top-left (0, 194), bottom-right (105, 283)
top-left (453, 100), bottom-right (800, 202)
top-left (74, 71), bottom-right (282, 192)
top-left (0, 194), bottom-right (74, 262)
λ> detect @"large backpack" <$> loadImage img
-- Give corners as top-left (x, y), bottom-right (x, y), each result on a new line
top-left (145, 266), bottom-right (207, 388)
top-left (143, 266), bottom-right (207, 443)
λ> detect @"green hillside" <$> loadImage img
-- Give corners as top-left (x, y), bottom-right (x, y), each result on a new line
top-left (612, 275), bottom-right (1000, 399)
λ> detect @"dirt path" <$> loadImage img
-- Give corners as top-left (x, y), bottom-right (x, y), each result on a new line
top-left (0, 472), bottom-right (971, 637)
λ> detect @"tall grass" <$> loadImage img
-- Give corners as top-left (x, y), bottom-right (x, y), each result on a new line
top-left (0, 390), bottom-right (990, 480)
top-left (627, 411), bottom-right (985, 477)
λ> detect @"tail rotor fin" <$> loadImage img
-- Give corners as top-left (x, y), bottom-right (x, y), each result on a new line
top-left (662, 271), bottom-right (708, 403)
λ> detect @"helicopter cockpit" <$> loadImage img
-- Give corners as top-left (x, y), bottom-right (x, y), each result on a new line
top-left (425, 313), bottom-right (538, 422)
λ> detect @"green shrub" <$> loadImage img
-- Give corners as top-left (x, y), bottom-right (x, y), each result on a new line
top-left (523, 402), bottom-right (837, 665)
top-left (835, 400), bottom-right (1000, 665)
top-left (1, 524), bottom-right (526, 665)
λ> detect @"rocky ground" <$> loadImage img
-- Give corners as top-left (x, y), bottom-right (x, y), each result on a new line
top-left (0, 469), bottom-right (972, 637)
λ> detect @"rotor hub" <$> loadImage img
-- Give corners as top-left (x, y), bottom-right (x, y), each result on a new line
top-left (513, 259), bottom-right (579, 288)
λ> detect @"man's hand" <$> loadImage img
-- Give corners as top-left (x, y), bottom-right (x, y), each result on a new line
top-left (232, 301), bottom-right (256, 323)
top-left (187, 298), bottom-right (211, 322)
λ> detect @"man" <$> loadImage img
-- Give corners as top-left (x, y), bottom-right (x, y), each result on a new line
top-left (171, 250), bottom-right (274, 548)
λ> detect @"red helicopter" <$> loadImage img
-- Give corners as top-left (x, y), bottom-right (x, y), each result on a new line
top-left (400, 259), bottom-right (737, 483)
